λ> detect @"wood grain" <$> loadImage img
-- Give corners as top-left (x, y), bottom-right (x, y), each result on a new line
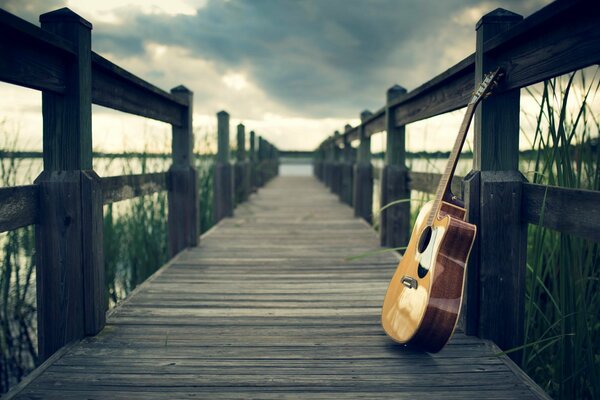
top-left (101, 172), bottom-right (167, 205)
top-left (0, 185), bottom-right (39, 232)
top-left (522, 183), bottom-right (600, 242)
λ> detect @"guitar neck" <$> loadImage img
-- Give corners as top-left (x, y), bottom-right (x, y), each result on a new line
top-left (426, 103), bottom-right (476, 226)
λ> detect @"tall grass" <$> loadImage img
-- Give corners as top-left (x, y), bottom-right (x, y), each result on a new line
top-left (0, 146), bottom-right (37, 391)
top-left (520, 68), bottom-right (599, 399)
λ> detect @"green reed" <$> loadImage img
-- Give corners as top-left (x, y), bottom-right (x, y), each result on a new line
top-left (519, 68), bottom-right (599, 399)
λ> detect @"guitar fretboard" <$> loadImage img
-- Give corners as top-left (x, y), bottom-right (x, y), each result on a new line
top-left (426, 103), bottom-right (476, 227)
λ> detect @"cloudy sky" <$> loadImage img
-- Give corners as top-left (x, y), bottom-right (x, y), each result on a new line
top-left (0, 0), bottom-right (551, 152)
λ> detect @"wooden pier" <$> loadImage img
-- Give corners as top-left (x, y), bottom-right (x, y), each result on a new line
top-left (2, 1), bottom-right (599, 397)
top-left (7, 176), bottom-right (547, 399)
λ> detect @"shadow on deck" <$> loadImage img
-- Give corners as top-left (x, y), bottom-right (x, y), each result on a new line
top-left (7, 176), bottom-right (548, 399)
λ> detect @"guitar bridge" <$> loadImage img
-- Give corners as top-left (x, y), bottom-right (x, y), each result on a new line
top-left (401, 276), bottom-right (418, 289)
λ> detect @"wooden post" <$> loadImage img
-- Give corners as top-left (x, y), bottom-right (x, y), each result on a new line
top-left (257, 136), bottom-right (265, 188)
top-left (35, 8), bottom-right (105, 361)
top-left (214, 111), bottom-right (234, 222)
top-left (168, 85), bottom-right (198, 257)
top-left (249, 130), bottom-right (257, 192)
top-left (380, 84), bottom-right (409, 248)
top-left (464, 9), bottom-right (525, 363)
top-left (323, 139), bottom-right (331, 188)
top-left (331, 131), bottom-right (341, 196)
top-left (341, 124), bottom-right (354, 206)
top-left (234, 123), bottom-right (249, 204)
top-left (353, 111), bottom-right (373, 223)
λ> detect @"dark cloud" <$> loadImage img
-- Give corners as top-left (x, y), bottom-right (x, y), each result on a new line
top-left (0, 0), bottom-right (65, 23)
top-left (2, 0), bottom-right (550, 118)
top-left (93, 0), bottom-right (548, 117)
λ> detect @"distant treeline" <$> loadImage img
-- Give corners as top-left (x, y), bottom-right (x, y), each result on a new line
top-left (2, 138), bottom-right (597, 160)
top-left (0, 151), bottom-right (214, 159)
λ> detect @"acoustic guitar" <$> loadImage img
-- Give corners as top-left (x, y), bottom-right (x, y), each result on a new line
top-left (381, 68), bottom-right (503, 352)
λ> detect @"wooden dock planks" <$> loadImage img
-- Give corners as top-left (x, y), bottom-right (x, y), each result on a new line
top-left (7, 176), bottom-right (548, 399)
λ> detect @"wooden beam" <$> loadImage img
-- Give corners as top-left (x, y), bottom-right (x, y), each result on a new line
top-left (91, 53), bottom-right (187, 126)
top-left (0, 9), bottom-right (74, 93)
top-left (101, 172), bottom-right (167, 205)
top-left (522, 183), bottom-right (600, 242)
top-left (0, 185), bottom-right (39, 232)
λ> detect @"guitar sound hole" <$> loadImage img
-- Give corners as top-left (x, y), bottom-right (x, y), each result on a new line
top-left (417, 226), bottom-right (432, 254)
top-left (418, 264), bottom-right (429, 279)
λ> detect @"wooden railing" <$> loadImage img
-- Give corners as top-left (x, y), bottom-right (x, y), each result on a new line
top-left (314, 0), bottom-right (600, 361)
top-left (0, 7), bottom-right (278, 363)
top-left (213, 111), bottom-right (278, 221)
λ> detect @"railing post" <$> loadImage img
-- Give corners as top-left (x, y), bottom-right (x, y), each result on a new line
top-left (314, 145), bottom-right (324, 181)
top-left (35, 8), bottom-right (105, 361)
top-left (331, 131), bottom-right (341, 196)
top-left (168, 85), bottom-right (198, 257)
top-left (214, 111), bottom-right (234, 222)
top-left (234, 123), bottom-right (249, 204)
top-left (353, 111), bottom-right (373, 223)
top-left (380, 84), bottom-right (409, 248)
top-left (464, 8), bottom-right (525, 362)
top-left (257, 136), bottom-right (265, 187)
top-left (249, 130), bottom-right (257, 192)
top-left (341, 125), bottom-right (354, 206)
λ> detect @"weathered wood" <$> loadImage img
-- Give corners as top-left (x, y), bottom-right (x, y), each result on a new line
top-left (80, 170), bottom-right (106, 336)
top-left (0, 10), bottom-right (72, 94)
top-left (91, 53), bottom-right (186, 126)
top-left (0, 185), bottom-right (39, 232)
top-left (40, 8), bottom-right (93, 172)
top-left (249, 130), bottom-right (258, 192)
top-left (468, 11), bottom-right (525, 363)
top-left (234, 123), bottom-right (250, 204)
top-left (9, 176), bottom-right (549, 400)
top-left (483, 0), bottom-right (600, 93)
top-left (522, 183), bottom-right (600, 242)
top-left (330, 131), bottom-right (342, 197)
top-left (353, 111), bottom-right (373, 223)
top-left (101, 172), bottom-right (167, 204)
top-left (340, 125), bottom-right (354, 206)
top-left (168, 86), bottom-right (198, 256)
top-left (35, 171), bottom-right (85, 361)
top-left (380, 85), bottom-right (409, 248)
top-left (380, 166), bottom-right (410, 248)
top-left (36, 8), bottom-right (106, 361)
top-left (478, 171), bottom-right (527, 361)
top-left (214, 111), bottom-right (233, 222)
top-left (408, 171), bottom-right (463, 195)
top-left (462, 170), bottom-right (480, 336)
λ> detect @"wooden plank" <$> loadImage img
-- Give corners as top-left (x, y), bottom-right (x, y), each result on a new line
top-left (408, 171), bottom-right (463, 196)
top-left (101, 172), bottom-right (167, 205)
top-left (10, 176), bottom-right (548, 400)
top-left (0, 184), bottom-right (39, 232)
top-left (522, 183), bottom-right (600, 242)
top-left (91, 53), bottom-right (186, 126)
top-left (0, 9), bottom-right (73, 93)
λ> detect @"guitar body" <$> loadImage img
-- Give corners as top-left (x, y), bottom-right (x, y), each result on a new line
top-left (381, 200), bottom-right (476, 352)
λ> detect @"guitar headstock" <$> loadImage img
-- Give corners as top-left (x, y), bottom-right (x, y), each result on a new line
top-left (469, 67), bottom-right (504, 105)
